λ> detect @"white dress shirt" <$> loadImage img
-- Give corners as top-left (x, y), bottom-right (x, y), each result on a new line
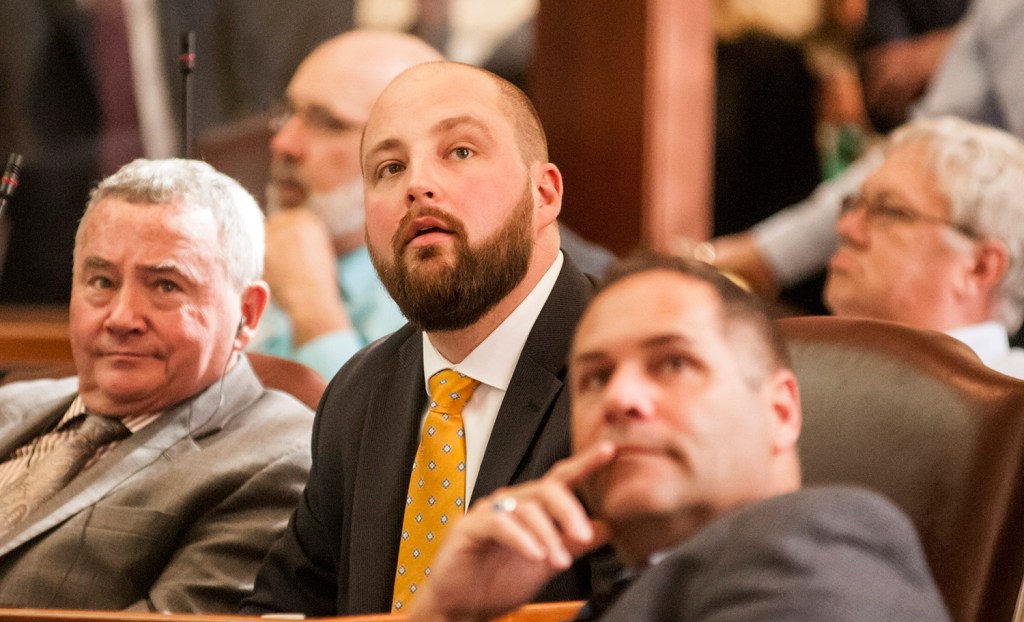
top-left (946, 321), bottom-right (1024, 379)
top-left (421, 251), bottom-right (564, 502)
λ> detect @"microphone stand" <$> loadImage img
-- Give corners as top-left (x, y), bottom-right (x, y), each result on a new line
top-left (179, 30), bottom-right (196, 158)
top-left (0, 153), bottom-right (24, 221)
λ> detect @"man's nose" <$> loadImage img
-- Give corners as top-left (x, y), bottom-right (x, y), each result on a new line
top-left (103, 285), bottom-right (147, 335)
top-left (602, 367), bottom-right (656, 423)
top-left (836, 200), bottom-right (870, 246)
top-left (270, 115), bottom-right (306, 160)
top-left (404, 158), bottom-right (440, 206)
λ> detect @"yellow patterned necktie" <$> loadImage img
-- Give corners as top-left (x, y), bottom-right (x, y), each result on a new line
top-left (392, 369), bottom-right (480, 612)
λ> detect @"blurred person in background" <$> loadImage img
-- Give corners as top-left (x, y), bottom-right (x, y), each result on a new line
top-left (0, 0), bottom-right (352, 304)
top-left (711, 0), bottom-right (1016, 309)
top-left (249, 30), bottom-right (441, 380)
top-left (824, 117), bottom-right (1024, 376)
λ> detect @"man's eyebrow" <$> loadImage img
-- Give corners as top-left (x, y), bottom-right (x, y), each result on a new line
top-left (642, 334), bottom-right (693, 349)
top-left (571, 349), bottom-right (610, 367)
top-left (867, 184), bottom-right (911, 202)
top-left (81, 256), bottom-right (114, 271)
top-left (363, 138), bottom-right (402, 169)
top-left (571, 333), bottom-right (693, 365)
top-left (433, 115), bottom-right (493, 140)
top-left (140, 262), bottom-right (201, 285)
top-left (307, 103), bottom-right (361, 128)
top-left (362, 115), bottom-right (494, 170)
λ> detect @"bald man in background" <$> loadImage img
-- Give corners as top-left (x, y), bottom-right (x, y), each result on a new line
top-left (249, 31), bottom-right (442, 380)
top-left (249, 31), bottom-right (614, 380)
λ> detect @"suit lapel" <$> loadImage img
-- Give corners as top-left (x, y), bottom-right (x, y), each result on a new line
top-left (473, 351), bottom-right (563, 501)
top-left (0, 358), bottom-right (263, 556)
top-left (0, 379), bottom-right (77, 459)
top-left (473, 257), bottom-right (594, 501)
top-left (348, 333), bottom-right (426, 611)
top-left (0, 406), bottom-right (194, 555)
top-left (344, 257), bottom-right (592, 608)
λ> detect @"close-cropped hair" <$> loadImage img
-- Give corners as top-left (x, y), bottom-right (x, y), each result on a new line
top-left (489, 69), bottom-right (548, 165)
top-left (889, 116), bottom-right (1024, 332)
top-left (597, 252), bottom-right (792, 379)
top-left (76, 158), bottom-right (265, 292)
top-left (434, 61), bottom-right (548, 165)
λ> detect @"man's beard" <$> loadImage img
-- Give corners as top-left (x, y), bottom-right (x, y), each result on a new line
top-left (266, 165), bottom-right (365, 239)
top-left (369, 184), bottom-right (534, 332)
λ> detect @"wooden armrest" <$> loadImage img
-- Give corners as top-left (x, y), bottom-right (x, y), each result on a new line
top-left (0, 601), bottom-right (584, 622)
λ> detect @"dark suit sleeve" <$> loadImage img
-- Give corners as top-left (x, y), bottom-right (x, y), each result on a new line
top-left (609, 488), bottom-right (950, 622)
top-left (240, 407), bottom-right (341, 616)
top-left (125, 445), bottom-right (313, 613)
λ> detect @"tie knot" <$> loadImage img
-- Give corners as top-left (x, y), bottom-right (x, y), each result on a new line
top-left (74, 412), bottom-right (131, 449)
top-left (428, 370), bottom-right (480, 415)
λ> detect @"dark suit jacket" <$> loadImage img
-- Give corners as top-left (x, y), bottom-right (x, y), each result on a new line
top-left (244, 257), bottom-right (597, 616)
top-left (599, 487), bottom-right (950, 621)
top-left (0, 356), bottom-right (314, 612)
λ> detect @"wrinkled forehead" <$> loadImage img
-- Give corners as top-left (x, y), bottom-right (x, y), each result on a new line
top-left (76, 199), bottom-right (223, 263)
top-left (863, 143), bottom-right (950, 213)
top-left (379, 62), bottom-right (500, 106)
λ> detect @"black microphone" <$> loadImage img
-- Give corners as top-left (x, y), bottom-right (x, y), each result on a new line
top-left (0, 153), bottom-right (24, 220)
top-left (179, 30), bottom-right (196, 158)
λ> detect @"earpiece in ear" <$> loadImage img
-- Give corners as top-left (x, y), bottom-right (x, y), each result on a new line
top-left (236, 316), bottom-right (247, 337)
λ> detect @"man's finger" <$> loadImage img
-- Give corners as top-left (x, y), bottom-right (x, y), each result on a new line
top-left (548, 440), bottom-right (616, 486)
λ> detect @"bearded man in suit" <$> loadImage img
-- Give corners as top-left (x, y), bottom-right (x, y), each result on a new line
top-left (0, 158), bottom-right (313, 612)
top-left (243, 61), bottom-right (598, 616)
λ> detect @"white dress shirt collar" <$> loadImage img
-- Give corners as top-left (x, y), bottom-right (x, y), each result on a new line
top-left (946, 321), bottom-right (1010, 365)
top-left (422, 252), bottom-right (564, 390)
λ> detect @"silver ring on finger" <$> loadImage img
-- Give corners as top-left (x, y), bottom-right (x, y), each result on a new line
top-left (492, 496), bottom-right (518, 513)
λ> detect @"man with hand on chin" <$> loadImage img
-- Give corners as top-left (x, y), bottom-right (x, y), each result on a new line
top-left (408, 254), bottom-right (949, 622)
top-left (251, 30), bottom-right (442, 380)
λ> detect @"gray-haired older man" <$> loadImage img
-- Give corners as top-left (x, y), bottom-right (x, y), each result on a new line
top-left (824, 116), bottom-right (1024, 376)
top-left (0, 159), bottom-right (313, 612)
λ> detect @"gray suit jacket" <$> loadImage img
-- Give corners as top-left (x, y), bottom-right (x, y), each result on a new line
top-left (244, 256), bottom-right (598, 616)
top-left (598, 487), bottom-right (950, 621)
top-left (0, 355), bottom-right (314, 612)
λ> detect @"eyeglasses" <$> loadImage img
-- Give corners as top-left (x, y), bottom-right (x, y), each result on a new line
top-left (268, 101), bottom-right (363, 135)
top-left (839, 194), bottom-right (980, 239)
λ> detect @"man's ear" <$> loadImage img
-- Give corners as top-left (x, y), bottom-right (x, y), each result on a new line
top-left (969, 237), bottom-right (1009, 292)
top-left (767, 368), bottom-right (802, 455)
top-left (531, 162), bottom-right (563, 229)
top-left (234, 281), bottom-right (270, 350)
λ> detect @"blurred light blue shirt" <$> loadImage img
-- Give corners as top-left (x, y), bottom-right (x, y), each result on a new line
top-left (250, 246), bottom-right (405, 380)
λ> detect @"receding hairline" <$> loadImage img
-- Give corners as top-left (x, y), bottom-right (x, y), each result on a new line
top-left (361, 61), bottom-right (549, 167)
top-left (581, 254), bottom-right (792, 378)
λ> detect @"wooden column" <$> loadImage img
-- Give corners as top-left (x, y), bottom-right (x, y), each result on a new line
top-left (531, 0), bottom-right (713, 255)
